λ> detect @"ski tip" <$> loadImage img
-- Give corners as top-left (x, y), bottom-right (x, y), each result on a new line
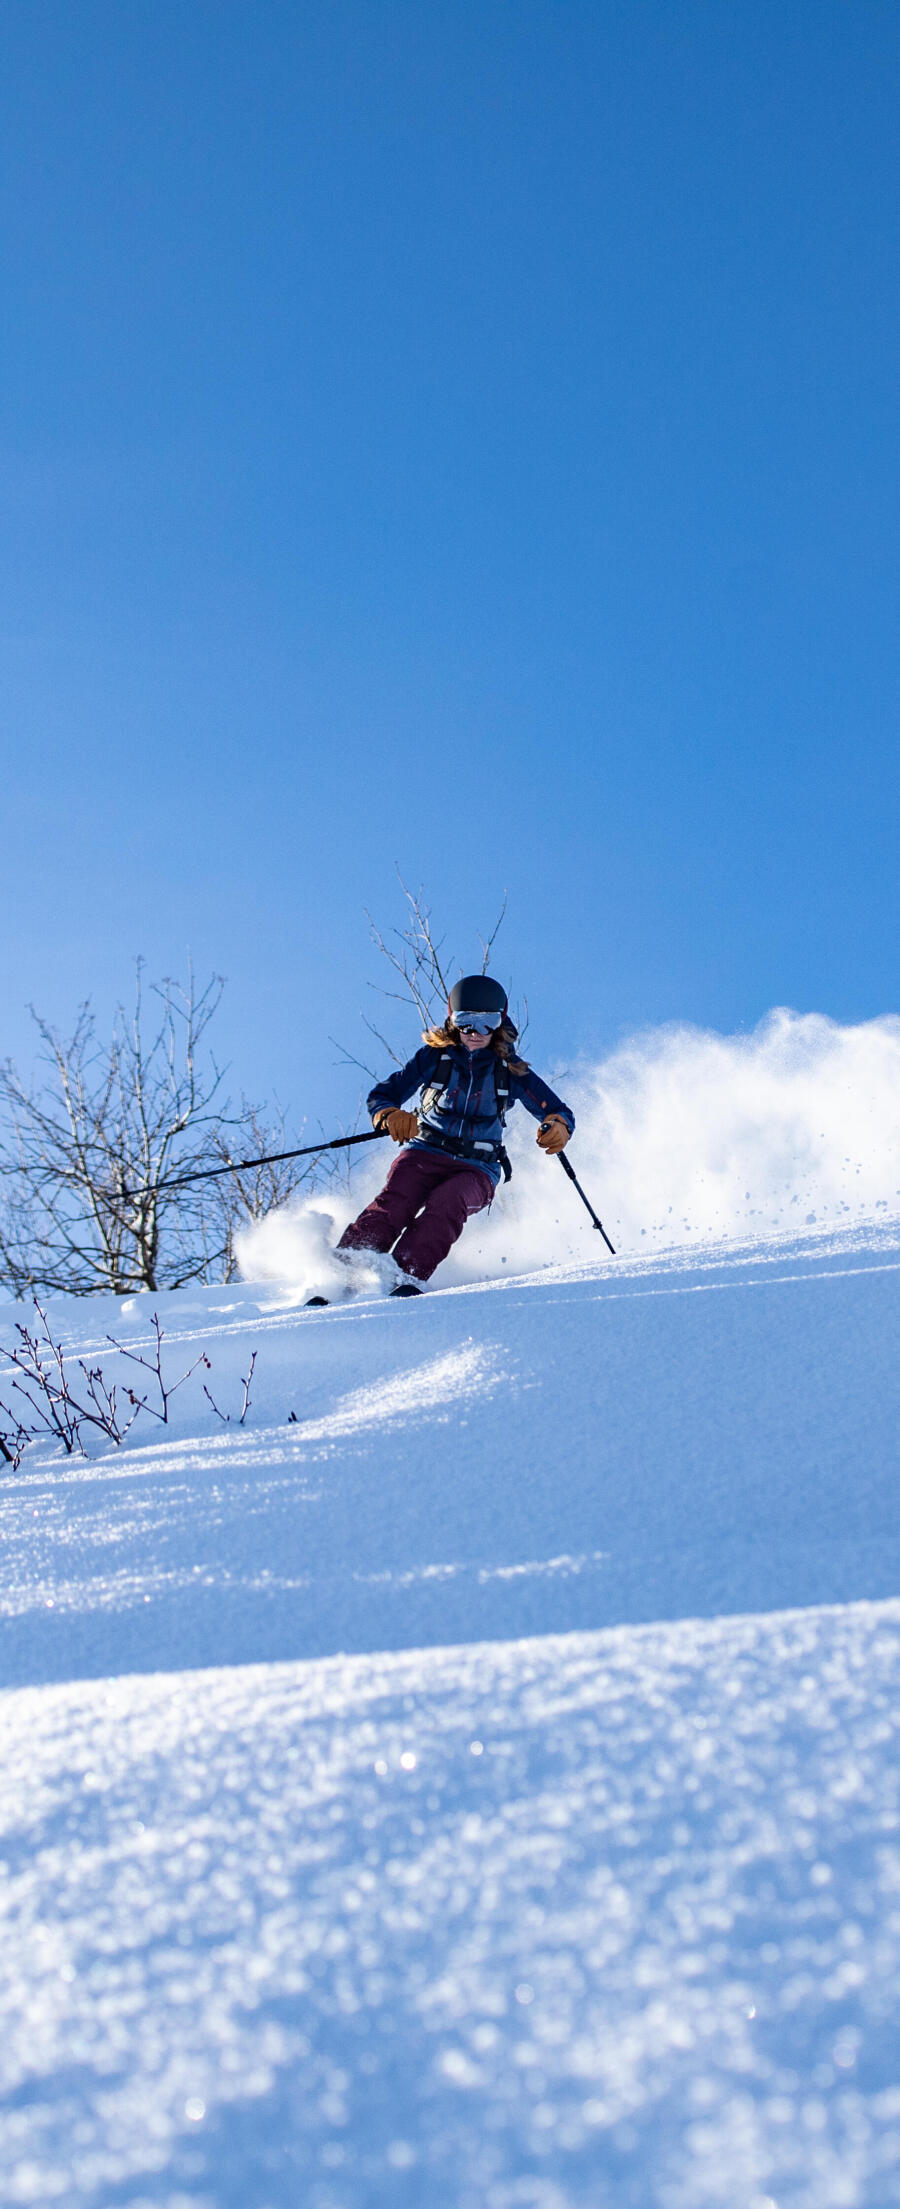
top-left (390, 1281), bottom-right (423, 1298)
top-left (305, 1294), bottom-right (330, 1307)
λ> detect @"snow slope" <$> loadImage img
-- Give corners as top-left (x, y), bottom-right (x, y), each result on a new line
top-left (1, 1220), bottom-right (899, 2206)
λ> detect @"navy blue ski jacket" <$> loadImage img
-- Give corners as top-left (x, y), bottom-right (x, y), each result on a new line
top-left (367, 1043), bottom-right (575, 1187)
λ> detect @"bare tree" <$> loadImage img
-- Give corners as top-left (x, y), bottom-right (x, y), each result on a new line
top-left (338, 871), bottom-right (521, 1078)
top-left (0, 964), bottom-right (322, 1298)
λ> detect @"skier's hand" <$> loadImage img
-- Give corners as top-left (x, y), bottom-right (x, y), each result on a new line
top-left (537, 1115), bottom-right (570, 1154)
top-left (377, 1108), bottom-right (419, 1144)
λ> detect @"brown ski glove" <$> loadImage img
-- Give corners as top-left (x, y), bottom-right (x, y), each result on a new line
top-left (536, 1115), bottom-right (571, 1154)
top-left (377, 1108), bottom-right (419, 1144)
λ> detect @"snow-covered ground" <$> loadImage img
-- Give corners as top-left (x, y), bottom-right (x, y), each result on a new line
top-left (2, 1216), bottom-right (899, 2206)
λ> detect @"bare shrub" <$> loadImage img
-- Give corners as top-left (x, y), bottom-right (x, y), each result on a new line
top-left (0, 1301), bottom-right (259, 1467)
top-left (0, 1301), bottom-right (142, 1460)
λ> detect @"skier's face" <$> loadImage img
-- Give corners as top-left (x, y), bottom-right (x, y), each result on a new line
top-left (457, 1023), bottom-right (493, 1053)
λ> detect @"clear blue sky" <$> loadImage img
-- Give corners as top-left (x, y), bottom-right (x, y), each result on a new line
top-left (2, 1), bottom-right (898, 1123)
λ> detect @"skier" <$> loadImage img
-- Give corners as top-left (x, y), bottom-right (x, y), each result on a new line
top-left (332, 975), bottom-right (574, 1297)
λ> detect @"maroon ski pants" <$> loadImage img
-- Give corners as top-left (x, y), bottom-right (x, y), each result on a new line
top-left (338, 1147), bottom-right (493, 1282)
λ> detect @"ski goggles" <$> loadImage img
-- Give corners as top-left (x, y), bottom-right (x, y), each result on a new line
top-left (453, 1011), bottom-right (502, 1034)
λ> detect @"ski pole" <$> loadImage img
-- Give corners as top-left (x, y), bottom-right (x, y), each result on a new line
top-left (556, 1150), bottom-right (616, 1254)
top-left (120, 1125), bottom-right (389, 1203)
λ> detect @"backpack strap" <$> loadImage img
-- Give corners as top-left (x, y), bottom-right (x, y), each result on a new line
top-left (493, 1056), bottom-right (513, 1180)
top-left (419, 1050), bottom-right (455, 1117)
top-left (493, 1057), bottom-right (511, 1121)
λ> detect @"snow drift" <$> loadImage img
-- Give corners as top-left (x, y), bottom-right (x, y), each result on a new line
top-left (236, 1006), bottom-right (900, 1296)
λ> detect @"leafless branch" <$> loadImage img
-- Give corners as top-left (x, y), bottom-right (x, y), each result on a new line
top-left (477, 890), bottom-right (508, 973)
top-left (203, 1350), bottom-right (257, 1427)
top-left (107, 1313), bottom-right (211, 1425)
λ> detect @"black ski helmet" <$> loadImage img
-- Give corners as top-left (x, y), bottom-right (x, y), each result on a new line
top-left (448, 974), bottom-right (509, 1022)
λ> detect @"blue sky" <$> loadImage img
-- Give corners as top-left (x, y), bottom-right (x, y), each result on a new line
top-left (2, 0), bottom-right (898, 1125)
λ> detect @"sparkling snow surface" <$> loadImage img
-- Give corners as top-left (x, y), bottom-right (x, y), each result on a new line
top-left (1, 1222), bottom-right (899, 2206)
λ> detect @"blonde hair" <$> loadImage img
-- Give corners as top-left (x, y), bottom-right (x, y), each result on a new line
top-left (423, 1015), bottom-right (529, 1078)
